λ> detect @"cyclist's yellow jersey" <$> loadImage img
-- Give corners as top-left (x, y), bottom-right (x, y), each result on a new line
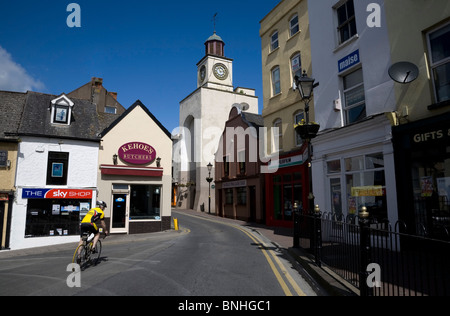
top-left (81, 208), bottom-right (105, 230)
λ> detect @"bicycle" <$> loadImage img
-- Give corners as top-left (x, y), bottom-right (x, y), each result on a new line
top-left (72, 232), bottom-right (105, 271)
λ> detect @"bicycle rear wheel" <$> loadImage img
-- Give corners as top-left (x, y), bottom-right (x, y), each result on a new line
top-left (73, 244), bottom-right (89, 271)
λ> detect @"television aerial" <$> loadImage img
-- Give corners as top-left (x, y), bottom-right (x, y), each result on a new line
top-left (388, 62), bottom-right (419, 84)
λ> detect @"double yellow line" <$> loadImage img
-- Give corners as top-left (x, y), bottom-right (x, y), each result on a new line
top-left (176, 212), bottom-right (306, 297)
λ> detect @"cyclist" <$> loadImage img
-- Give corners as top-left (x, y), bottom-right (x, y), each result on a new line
top-left (77, 201), bottom-right (109, 262)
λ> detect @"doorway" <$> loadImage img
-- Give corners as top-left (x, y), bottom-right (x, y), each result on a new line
top-left (111, 194), bottom-right (128, 234)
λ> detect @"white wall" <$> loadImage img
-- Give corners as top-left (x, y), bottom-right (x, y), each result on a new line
top-left (308, 0), bottom-right (395, 130)
top-left (10, 137), bottom-right (99, 250)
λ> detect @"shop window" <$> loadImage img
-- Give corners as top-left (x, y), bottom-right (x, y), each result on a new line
top-left (237, 187), bottom-right (247, 205)
top-left (25, 199), bottom-right (89, 238)
top-left (272, 172), bottom-right (302, 222)
top-left (345, 153), bottom-right (387, 220)
top-left (336, 0), bottom-right (357, 44)
top-left (343, 68), bottom-right (366, 125)
top-left (130, 185), bottom-right (161, 220)
top-left (225, 189), bottom-right (233, 205)
top-left (428, 23), bottom-right (450, 103)
top-left (46, 152), bottom-right (69, 185)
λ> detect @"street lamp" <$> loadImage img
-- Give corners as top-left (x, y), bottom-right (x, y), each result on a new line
top-left (206, 163), bottom-right (214, 215)
top-left (294, 71), bottom-right (318, 247)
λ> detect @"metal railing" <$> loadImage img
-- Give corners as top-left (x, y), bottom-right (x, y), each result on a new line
top-left (296, 208), bottom-right (450, 296)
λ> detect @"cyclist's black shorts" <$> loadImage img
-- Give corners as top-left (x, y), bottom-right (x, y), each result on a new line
top-left (80, 223), bottom-right (98, 237)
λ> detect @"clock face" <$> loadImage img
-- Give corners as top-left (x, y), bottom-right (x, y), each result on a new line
top-left (213, 63), bottom-right (228, 80)
top-left (199, 65), bottom-right (206, 82)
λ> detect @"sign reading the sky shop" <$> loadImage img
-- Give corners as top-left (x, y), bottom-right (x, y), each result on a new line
top-left (338, 50), bottom-right (360, 73)
top-left (118, 142), bottom-right (157, 165)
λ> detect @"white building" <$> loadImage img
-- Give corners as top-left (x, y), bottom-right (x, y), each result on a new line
top-left (175, 32), bottom-right (259, 212)
top-left (308, 0), bottom-right (399, 224)
top-left (10, 93), bottom-right (101, 250)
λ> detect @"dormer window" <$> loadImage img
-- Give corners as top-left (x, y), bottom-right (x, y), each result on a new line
top-left (50, 94), bottom-right (74, 125)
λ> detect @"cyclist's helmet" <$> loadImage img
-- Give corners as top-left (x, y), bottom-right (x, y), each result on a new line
top-left (97, 200), bottom-right (107, 208)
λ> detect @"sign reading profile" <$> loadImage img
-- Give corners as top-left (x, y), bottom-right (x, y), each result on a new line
top-left (118, 142), bottom-right (157, 165)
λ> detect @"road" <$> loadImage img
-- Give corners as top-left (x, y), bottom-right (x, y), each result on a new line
top-left (0, 210), bottom-right (318, 297)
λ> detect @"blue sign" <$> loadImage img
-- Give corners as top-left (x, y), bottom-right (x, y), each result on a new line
top-left (338, 50), bottom-right (360, 73)
top-left (22, 189), bottom-right (50, 199)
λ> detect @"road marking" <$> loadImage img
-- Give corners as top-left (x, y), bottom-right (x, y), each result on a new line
top-left (174, 211), bottom-right (307, 296)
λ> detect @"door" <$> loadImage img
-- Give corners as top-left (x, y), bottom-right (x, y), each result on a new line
top-left (0, 202), bottom-right (4, 249)
top-left (111, 194), bottom-right (128, 234)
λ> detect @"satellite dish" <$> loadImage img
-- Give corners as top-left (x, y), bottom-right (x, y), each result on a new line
top-left (389, 62), bottom-right (419, 84)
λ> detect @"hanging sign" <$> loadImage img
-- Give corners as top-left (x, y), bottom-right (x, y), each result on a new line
top-left (118, 142), bottom-right (157, 165)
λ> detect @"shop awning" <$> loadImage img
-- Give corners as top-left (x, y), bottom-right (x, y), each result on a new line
top-left (100, 165), bottom-right (163, 177)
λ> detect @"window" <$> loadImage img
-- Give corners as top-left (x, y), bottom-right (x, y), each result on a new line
top-left (238, 150), bottom-right (246, 175)
top-left (273, 172), bottom-right (302, 221)
top-left (336, 0), bottom-right (357, 44)
top-left (272, 66), bottom-right (281, 96)
top-left (273, 119), bottom-right (283, 152)
top-left (0, 150), bottom-right (7, 167)
top-left (47, 152), bottom-right (69, 185)
top-left (130, 185), bottom-right (161, 220)
top-left (290, 15), bottom-right (299, 37)
top-left (428, 23), bottom-right (450, 103)
top-left (105, 106), bottom-right (117, 114)
top-left (237, 187), bottom-right (247, 205)
top-left (271, 31), bottom-right (279, 52)
top-left (343, 68), bottom-right (366, 124)
top-left (225, 189), bottom-right (233, 205)
top-left (54, 105), bottom-right (69, 124)
top-left (294, 111), bottom-right (305, 146)
top-left (291, 53), bottom-right (302, 81)
top-left (223, 156), bottom-right (230, 177)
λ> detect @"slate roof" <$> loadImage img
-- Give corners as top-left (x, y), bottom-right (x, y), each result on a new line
top-left (0, 91), bottom-right (27, 141)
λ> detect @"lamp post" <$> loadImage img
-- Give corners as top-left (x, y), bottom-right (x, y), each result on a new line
top-left (294, 71), bottom-right (319, 247)
top-left (206, 163), bottom-right (214, 215)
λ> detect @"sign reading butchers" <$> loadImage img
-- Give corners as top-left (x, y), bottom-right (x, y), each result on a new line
top-left (119, 142), bottom-right (157, 165)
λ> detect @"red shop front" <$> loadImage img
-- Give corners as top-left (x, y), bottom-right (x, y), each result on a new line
top-left (265, 147), bottom-right (310, 228)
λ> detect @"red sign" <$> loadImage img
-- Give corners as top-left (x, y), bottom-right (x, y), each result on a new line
top-left (118, 142), bottom-right (157, 165)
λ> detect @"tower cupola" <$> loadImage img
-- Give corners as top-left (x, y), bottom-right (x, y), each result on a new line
top-left (205, 32), bottom-right (225, 57)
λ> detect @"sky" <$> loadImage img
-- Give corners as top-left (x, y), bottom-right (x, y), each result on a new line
top-left (0, 0), bottom-right (280, 133)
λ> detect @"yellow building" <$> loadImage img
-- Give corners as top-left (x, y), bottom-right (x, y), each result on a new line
top-left (0, 91), bottom-right (26, 249)
top-left (387, 0), bottom-right (450, 237)
top-left (260, 0), bottom-right (313, 227)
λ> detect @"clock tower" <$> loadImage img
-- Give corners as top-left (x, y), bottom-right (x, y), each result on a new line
top-left (197, 32), bottom-right (233, 90)
top-left (175, 31), bottom-right (258, 213)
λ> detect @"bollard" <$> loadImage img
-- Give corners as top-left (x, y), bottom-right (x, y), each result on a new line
top-left (359, 207), bottom-right (373, 297)
top-left (313, 205), bottom-right (322, 267)
top-left (174, 218), bottom-right (179, 231)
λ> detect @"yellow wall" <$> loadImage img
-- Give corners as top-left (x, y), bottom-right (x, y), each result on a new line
top-left (0, 142), bottom-right (18, 191)
top-left (385, 0), bottom-right (450, 122)
top-left (260, 0), bottom-right (313, 154)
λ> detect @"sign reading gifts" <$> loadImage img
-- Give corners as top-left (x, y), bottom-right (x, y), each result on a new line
top-left (22, 189), bottom-right (93, 200)
top-left (118, 142), bottom-right (157, 165)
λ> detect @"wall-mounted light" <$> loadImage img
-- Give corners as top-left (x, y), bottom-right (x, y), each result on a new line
top-left (156, 157), bottom-right (161, 168)
top-left (113, 154), bottom-right (118, 165)
top-left (6, 160), bottom-right (11, 169)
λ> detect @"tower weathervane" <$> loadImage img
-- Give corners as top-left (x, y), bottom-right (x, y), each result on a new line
top-left (213, 13), bottom-right (218, 33)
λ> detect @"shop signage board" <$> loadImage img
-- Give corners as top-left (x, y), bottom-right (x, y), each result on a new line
top-left (22, 188), bottom-right (93, 199)
top-left (118, 142), bottom-right (157, 165)
top-left (338, 49), bottom-right (360, 73)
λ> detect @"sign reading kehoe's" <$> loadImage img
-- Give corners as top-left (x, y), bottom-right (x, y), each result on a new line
top-left (118, 142), bottom-right (157, 165)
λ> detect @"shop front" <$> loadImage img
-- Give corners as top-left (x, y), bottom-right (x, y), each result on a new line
top-left (393, 111), bottom-right (450, 238)
top-left (98, 101), bottom-right (173, 235)
top-left (265, 147), bottom-right (310, 228)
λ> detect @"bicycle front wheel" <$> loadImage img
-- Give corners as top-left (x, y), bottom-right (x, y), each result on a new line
top-left (93, 240), bottom-right (102, 266)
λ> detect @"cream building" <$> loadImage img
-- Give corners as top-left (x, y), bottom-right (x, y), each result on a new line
top-left (175, 32), bottom-right (259, 212)
top-left (99, 101), bottom-right (173, 234)
top-left (260, 0), bottom-right (314, 228)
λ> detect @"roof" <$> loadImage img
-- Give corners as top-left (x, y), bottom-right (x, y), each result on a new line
top-left (242, 112), bottom-right (264, 128)
top-left (17, 91), bottom-right (105, 142)
top-left (206, 32), bottom-right (224, 43)
top-left (0, 91), bottom-right (27, 141)
top-left (100, 100), bottom-right (172, 140)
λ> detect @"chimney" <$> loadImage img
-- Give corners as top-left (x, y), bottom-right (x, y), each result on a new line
top-left (109, 92), bottom-right (118, 100)
top-left (91, 77), bottom-right (103, 105)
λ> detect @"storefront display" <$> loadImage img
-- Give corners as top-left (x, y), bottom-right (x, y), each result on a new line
top-left (393, 112), bottom-right (450, 238)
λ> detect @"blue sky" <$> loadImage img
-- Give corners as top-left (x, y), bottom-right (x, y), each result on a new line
top-left (0, 0), bottom-right (280, 132)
